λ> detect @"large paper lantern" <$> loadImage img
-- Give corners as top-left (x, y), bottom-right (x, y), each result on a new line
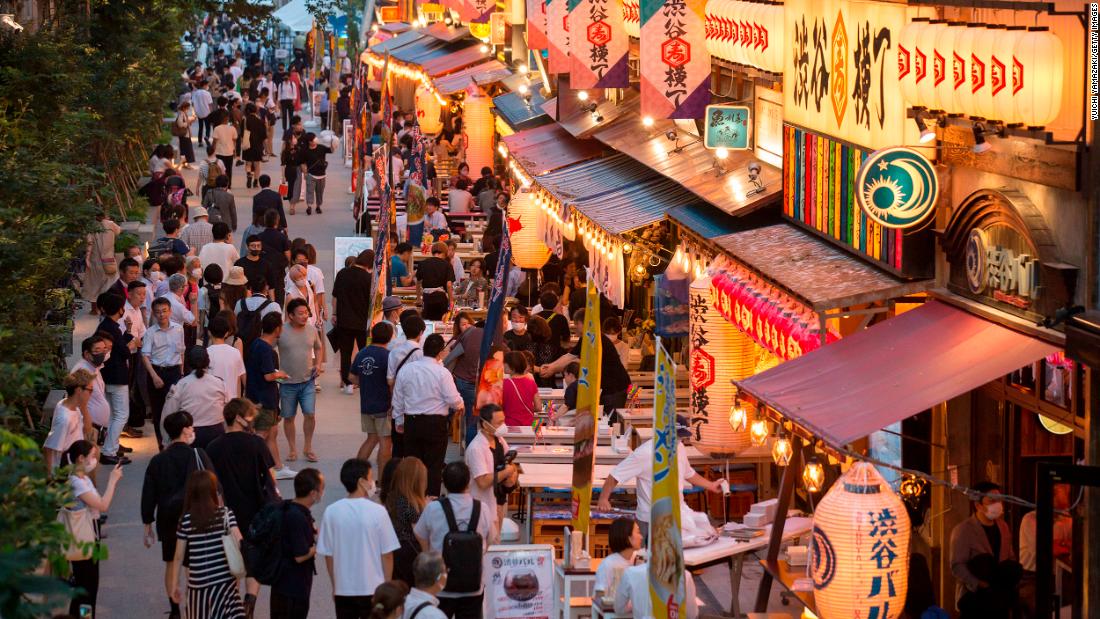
top-left (991, 26), bottom-right (1026, 123)
top-left (765, 3), bottom-right (783, 73)
top-left (917, 20), bottom-right (946, 110)
top-left (811, 462), bottom-right (912, 619)
top-left (508, 190), bottom-right (551, 268)
top-left (934, 22), bottom-right (964, 113)
top-left (464, 85), bottom-right (494, 180)
top-left (415, 85), bottom-right (443, 134)
top-left (688, 274), bottom-right (754, 457)
top-left (951, 24), bottom-right (979, 115)
top-left (1014, 27), bottom-right (1064, 128)
top-left (972, 25), bottom-right (1003, 120)
top-left (899, 18), bottom-right (926, 108)
top-left (745, 2), bottom-right (763, 70)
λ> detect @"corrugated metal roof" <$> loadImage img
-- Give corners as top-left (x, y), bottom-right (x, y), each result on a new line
top-left (493, 91), bottom-right (551, 131)
top-left (501, 124), bottom-right (604, 175)
top-left (667, 203), bottom-right (741, 239)
top-left (421, 44), bottom-right (489, 77)
top-left (418, 23), bottom-right (470, 42)
top-left (369, 30), bottom-right (426, 54)
top-left (390, 37), bottom-right (450, 63)
top-left (556, 90), bottom-right (638, 138)
top-left (535, 154), bottom-right (699, 234)
top-left (593, 109), bottom-right (782, 217)
top-left (434, 60), bottom-right (509, 94)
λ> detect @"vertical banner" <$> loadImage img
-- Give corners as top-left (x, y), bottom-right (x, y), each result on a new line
top-left (478, 219), bottom-right (513, 366)
top-left (547, 0), bottom-right (571, 74)
top-left (527, 0), bottom-right (549, 49)
top-left (569, 0), bottom-right (630, 88)
top-left (649, 338), bottom-right (685, 619)
top-left (639, 0), bottom-right (710, 119)
top-left (368, 55), bottom-right (394, 325)
top-left (570, 278), bottom-right (602, 541)
top-left (471, 0), bottom-right (494, 24)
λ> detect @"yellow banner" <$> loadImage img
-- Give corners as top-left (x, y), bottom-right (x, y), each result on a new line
top-left (570, 278), bottom-right (602, 538)
top-left (649, 338), bottom-right (684, 619)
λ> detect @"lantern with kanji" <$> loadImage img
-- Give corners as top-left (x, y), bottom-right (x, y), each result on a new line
top-left (811, 462), bottom-right (911, 619)
top-left (415, 86), bottom-right (444, 135)
top-left (508, 190), bottom-right (551, 268)
top-left (687, 274), bottom-right (754, 457)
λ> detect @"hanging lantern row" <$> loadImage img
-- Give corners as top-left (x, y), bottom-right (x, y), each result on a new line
top-left (574, 214), bottom-right (620, 261)
top-left (704, 0), bottom-right (784, 74)
top-left (709, 257), bottom-right (837, 362)
top-left (898, 20), bottom-right (1063, 127)
top-left (623, 0), bottom-right (640, 38)
top-left (533, 189), bottom-right (574, 239)
top-left (672, 246), bottom-right (710, 281)
top-left (366, 54), bottom-right (449, 106)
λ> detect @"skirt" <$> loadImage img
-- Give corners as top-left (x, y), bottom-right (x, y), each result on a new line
top-left (242, 142), bottom-right (264, 162)
top-left (186, 579), bottom-right (245, 619)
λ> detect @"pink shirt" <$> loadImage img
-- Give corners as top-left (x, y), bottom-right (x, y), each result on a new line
top-left (502, 375), bottom-right (538, 426)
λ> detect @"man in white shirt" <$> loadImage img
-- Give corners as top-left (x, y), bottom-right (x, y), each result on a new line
top-left (206, 315), bottom-right (246, 399)
top-left (423, 197), bottom-right (448, 234)
top-left (614, 563), bottom-right (699, 619)
top-left (393, 334), bottom-right (464, 496)
top-left (211, 114), bottom-right (238, 187)
top-left (597, 438), bottom-right (724, 535)
top-left (414, 462), bottom-right (493, 619)
top-left (142, 297), bottom-right (186, 448)
top-left (192, 80), bottom-right (214, 146)
top-left (402, 552), bottom-right (449, 619)
top-left (387, 314), bottom-right (425, 385)
top-left (197, 222), bottom-right (239, 278)
top-left (165, 274), bottom-right (197, 327)
top-left (123, 281), bottom-right (148, 339)
top-left (445, 240), bottom-right (465, 282)
top-left (466, 403), bottom-right (518, 544)
top-left (317, 458), bottom-right (400, 618)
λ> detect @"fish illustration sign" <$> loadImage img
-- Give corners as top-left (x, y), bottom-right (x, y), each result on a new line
top-left (855, 146), bottom-right (938, 229)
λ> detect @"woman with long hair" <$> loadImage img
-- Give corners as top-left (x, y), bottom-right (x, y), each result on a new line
top-left (385, 458), bottom-right (428, 587)
top-left (63, 440), bottom-right (124, 617)
top-left (167, 469), bottom-right (246, 619)
top-left (502, 351), bottom-right (541, 426)
top-left (163, 346), bottom-right (230, 449)
top-left (281, 131), bottom-right (301, 215)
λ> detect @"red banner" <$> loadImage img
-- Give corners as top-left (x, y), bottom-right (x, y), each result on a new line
top-left (528, 0), bottom-right (549, 49)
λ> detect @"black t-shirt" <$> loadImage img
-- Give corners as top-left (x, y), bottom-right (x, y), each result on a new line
top-left (537, 310), bottom-right (572, 353)
top-left (483, 251), bottom-right (500, 278)
top-left (416, 256), bottom-right (455, 290)
top-left (273, 501), bottom-right (316, 600)
top-left (564, 381), bottom-right (578, 410)
top-left (245, 338), bottom-right (280, 409)
top-left (570, 334), bottom-right (631, 396)
top-left (503, 330), bottom-right (533, 353)
top-left (298, 145), bottom-right (331, 177)
top-left (235, 255), bottom-right (281, 293)
top-left (245, 114), bottom-right (267, 146)
top-left (331, 265), bottom-right (373, 331)
top-left (258, 228), bottom-right (290, 272)
top-left (252, 189), bottom-right (285, 228)
top-left (982, 522), bottom-right (1001, 559)
top-left (205, 432), bottom-right (276, 532)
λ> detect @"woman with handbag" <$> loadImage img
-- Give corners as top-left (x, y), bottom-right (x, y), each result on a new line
top-left (168, 469), bottom-right (247, 619)
top-left (175, 101), bottom-right (196, 169)
top-left (82, 210), bottom-right (121, 315)
top-left (384, 457), bottom-right (428, 587)
top-left (501, 351), bottom-right (541, 427)
top-left (62, 439), bottom-right (124, 617)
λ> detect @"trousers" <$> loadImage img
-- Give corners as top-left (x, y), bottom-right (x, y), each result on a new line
top-left (102, 384), bottom-right (130, 457)
top-left (334, 326), bottom-right (367, 386)
top-left (404, 414), bottom-right (450, 496)
top-left (197, 114), bottom-right (212, 143)
top-left (304, 174), bottom-right (326, 207)
top-left (280, 99), bottom-right (295, 131)
top-left (216, 154), bottom-right (234, 187)
top-left (148, 365), bottom-right (182, 449)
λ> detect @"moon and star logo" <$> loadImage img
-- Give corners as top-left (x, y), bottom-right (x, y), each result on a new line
top-left (855, 147), bottom-right (939, 229)
top-left (810, 525), bottom-right (837, 590)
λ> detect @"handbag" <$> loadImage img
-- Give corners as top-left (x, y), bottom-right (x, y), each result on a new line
top-left (101, 256), bottom-right (117, 276)
top-left (221, 509), bottom-right (247, 578)
top-left (278, 181), bottom-right (288, 197)
top-left (58, 508), bottom-right (97, 561)
top-left (171, 116), bottom-right (188, 137)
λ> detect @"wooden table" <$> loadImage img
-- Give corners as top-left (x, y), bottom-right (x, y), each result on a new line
top-left (514, 442), bottom-right (705, 465)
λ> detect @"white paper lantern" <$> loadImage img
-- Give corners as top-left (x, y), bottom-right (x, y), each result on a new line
top-left (811, 462), bottom-right (912, 619)
top-left (723, 0), bottom-right (736, 63)
top-left (766, 3), bottom-right (783, 73)
top-left (688, 275), bottom-right (754, 457)
top-left (1014, 27), bottom-right (1064, 128)
top-left (917, 20), bottom-right (946, 110)
top-left (971, 25), bottom-right (1003, 120)
top-left (415, 86), bottom-right (444, 134)
top-left (705, 0), bottom-right (718, 58)
top-left (464, 87), bottom-right (494, 181)
top-left (508, 191), bottom-right (551, 268)
top-left (731, 1), bottom-right (745, 65)
top-left (899, 18), bottom-right (927, 108)
top-left (934, 22), bottom-right (964, 113)
top-left (746, 2), bottom-right (763, 70)
top-left (952, 24), bottom-right (979, 115)
top-left (991, 26), bottom-right (1025, 123)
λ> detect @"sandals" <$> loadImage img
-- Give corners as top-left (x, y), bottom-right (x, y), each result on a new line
top-left (286, 451), bottom-right (298, 462)
top-left (305, 451), bottom-right (319, 463)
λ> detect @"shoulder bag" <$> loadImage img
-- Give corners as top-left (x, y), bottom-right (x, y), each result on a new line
top-left (221, 508), bottom-right (247, 578)
top-left (58, 507), bottom-right (97, 561)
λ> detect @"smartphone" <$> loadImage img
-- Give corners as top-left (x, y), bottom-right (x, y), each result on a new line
top-left (503, 449), bottom-right (517, 465)
top-left (79, 604), bottom-right (93, 618)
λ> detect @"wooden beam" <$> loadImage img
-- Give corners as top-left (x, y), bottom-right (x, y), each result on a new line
top-left (753, 435), bottom-right (803, 613)
top-left (939, 124), bottom-right (1079, 192)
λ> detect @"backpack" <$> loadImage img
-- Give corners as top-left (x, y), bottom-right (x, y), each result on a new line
top-left (243, 500), bottom-right (290, 585)
top-left (237, 297), bottom-right (273, 357)
top-left (148, 236), bottom-right (177, 260)
top-left (205, 162), bottom-right (220, 188)
top-left (439, 497), bottom-right (483, 594)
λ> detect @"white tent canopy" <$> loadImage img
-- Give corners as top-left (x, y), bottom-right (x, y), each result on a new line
top-left (273, 0), bottom-right (314, 32)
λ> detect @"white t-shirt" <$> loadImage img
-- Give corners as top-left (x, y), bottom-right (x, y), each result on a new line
top-left (44, 401), bottom-right (83, 455)
top-left (608, 439), bottom-right (697, 523)
top-left (212, 123), bottom-right (238, 157)
top-left (413, 493), bottom-right (493, 598)
top-left (594, 551), bottom-right (633, 593)
top-left (70, 474), bottom-right (102, 518)
top-left (72, 360), bottom-right (110, 427)
top-left (235, 295), bottom-right (283, 319)
top-left (198, 242), bottom-right (240, 275)
top-left (317, 497), bottom-right (401, 596)
top-left (614, 564), bottom-right (698, 619)
top-left (206, 343), bottom-right (246, 400)
top-left (465, 433), bottom-right (508, 535)
top-left (306, 264), bottom-right (325, 294)
top-left (192, 88), bottom-right (214, 118)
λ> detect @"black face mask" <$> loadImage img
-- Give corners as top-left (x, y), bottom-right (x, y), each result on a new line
top-left (249, 249), bottom-right (261, 257)
top-left (90, 352), bottom-right (107, 366)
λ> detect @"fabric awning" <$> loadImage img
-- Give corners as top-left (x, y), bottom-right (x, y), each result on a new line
top-left (273, 0), bottom-right (313, 32)
top-left (434, 60), bottom-right (509, 95)
top-left (593, 109), bottom-right (781, 217)
top-left (369, 29), bottom-right (427, 55)
top-left (712, 224), bottom-right (931, 311)
top-left (493, 91), bottom-right (552, 131)
top-left (502, 124), bottom-right (604, 175)
top-left (420, 44), bottom-right (489, 77)
top-left (735, 300), bottom-right (1059, 449)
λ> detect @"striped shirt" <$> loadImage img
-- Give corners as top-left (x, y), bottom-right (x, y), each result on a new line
top-left (177, 507), bottom-right (238, 588)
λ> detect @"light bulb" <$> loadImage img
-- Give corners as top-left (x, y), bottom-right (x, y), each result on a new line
top-left (715, 147), bottom-right (729, 159)
top-left (634, 263), bottom-right (647, 276)
top-left (728, 404), bottom-right (747, 432)
top-left (479, 44), bottom-right (489, 53)
top-left (642, 116), bottom-right (654, 127)
top-left (519, 84), bottom-right (529, 95)
top-left (749, 417), bottom-right (769, 447)
top-left (497, 144), bottom-right (507, 157)
top-left (802, 457), bottom-right (825, 493)
top-left (772, 433), bottom-right (792, 466)
top-left (622, 243), bottom-right (632, 254)
top-left (518, 63), bottom-right (529, 74)
top-left (577, 90), bottom-right (589, 101)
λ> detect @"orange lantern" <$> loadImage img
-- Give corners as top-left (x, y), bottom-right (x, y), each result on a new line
top-left (463, 85), bottom-right (494, 179)
top-left (508, 190), bottom-right (551, 268)
top-left (415, 85), bottom-right (444, 134)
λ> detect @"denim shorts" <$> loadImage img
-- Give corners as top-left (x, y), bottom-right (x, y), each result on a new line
top-left (279, 378), bottom-right (316, 418)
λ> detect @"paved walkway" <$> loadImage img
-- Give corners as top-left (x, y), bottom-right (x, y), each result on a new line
top-left (79, 119), bottom-right (788, 618)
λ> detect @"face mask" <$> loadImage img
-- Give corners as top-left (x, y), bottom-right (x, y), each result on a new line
top-left (249, 249), bottom-right (261, 257)
top-left (494, 423), bottom-right (508, 437)
top-left (155, 272), bottom-right (165, 282)
top-left (512, 323), bottom-right (526, 334)
top-left (89, 352), bottom-right (107, 366)
top-left (984, 502), bottom-right (1004, 520)
top-left (84, 458), bottom-right (98, 473)
top-left (362, 479), bottom-right (376, 496)
top-left (183, 429), bottom-right (196, 445)
top-left (293, 278), bottom-right (307, 288)
top-left (191, 268), bottom-right (203, 279)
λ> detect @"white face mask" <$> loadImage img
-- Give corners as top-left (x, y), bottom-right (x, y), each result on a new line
top-left (984, 502), bottom-right (1004, 520)
top-left (84, 457), bottom-right (98, 473)
top-left (512, 322), bottom-right (527, 334)
top-left (293, 278), bottom-right (307, 288)
top-left (494, 423), bottom-right (508, 437)
top-left (366, 480), bottom-right (377, 497)
top-left (191, 268), bottom-right (203, 279)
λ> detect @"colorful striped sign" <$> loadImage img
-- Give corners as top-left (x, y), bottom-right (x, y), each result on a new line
top-left (782, 124), bottom-right (904, 271)
top-left (527, 0), bottom-right (549, 49)
top-left (548, 0), bottom-right (571, 74)
top-left (568, 0), bottom-right (629, 88)
top-left (639, 0), bottom-right (709, 119)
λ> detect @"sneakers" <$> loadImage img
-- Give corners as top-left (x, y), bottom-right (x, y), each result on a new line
top-left (275, 466), bottom-right (298, 480)
top-left (315, 206), bottom-right (323, 214)
top-left (121, 426), bottom-right (143, 438)
top-left (341, 384), bottom-right (354, 395)
top-left (100, 454), bottom-right (132, 466)
top-left (305, 206), bottom-right (312, 215)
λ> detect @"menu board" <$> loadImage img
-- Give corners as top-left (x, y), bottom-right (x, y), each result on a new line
top-left (483, 545), bottom-right (556, 619)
